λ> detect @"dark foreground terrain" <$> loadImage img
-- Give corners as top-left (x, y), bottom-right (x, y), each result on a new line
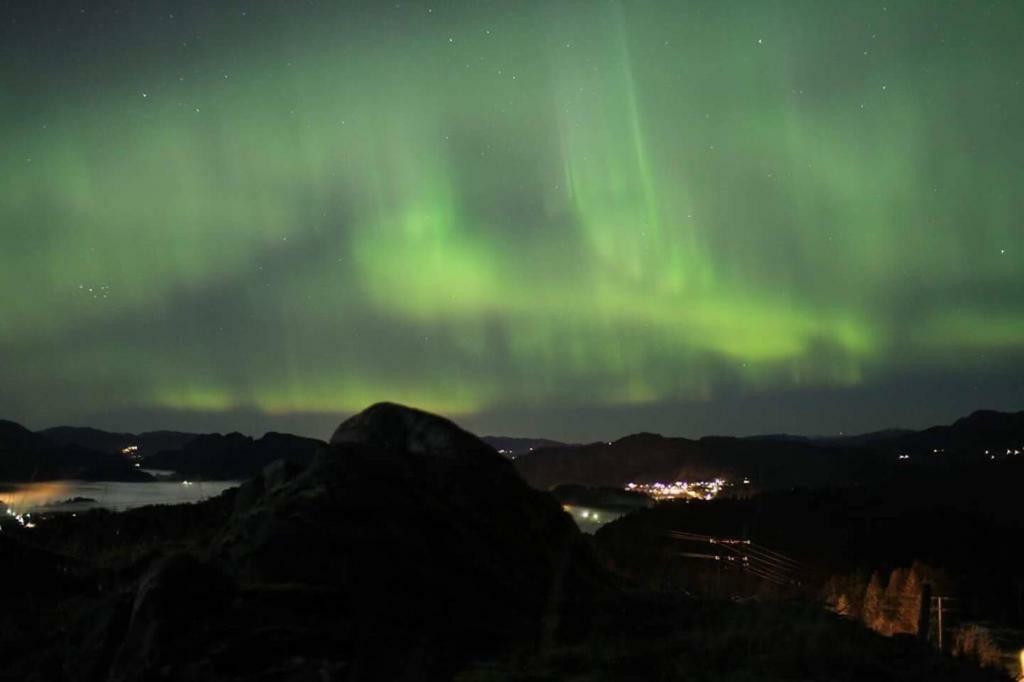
top-left (0, 404), bottom-right (1011, 681)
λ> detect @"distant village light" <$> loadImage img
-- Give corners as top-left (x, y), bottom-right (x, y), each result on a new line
top-left (626, 478), bottom-right (728, 501)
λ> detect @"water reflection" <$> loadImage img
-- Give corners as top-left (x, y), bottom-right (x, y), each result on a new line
top-left (0, 479), bottom-right (240, 513)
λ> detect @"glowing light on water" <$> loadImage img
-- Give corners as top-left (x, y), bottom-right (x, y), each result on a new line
top-left (0, 481), bottom-right (73, 510)
top-left (0, 480), bottom-right (240, 514)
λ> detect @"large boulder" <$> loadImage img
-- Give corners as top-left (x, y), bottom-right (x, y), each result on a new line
top-left (211, 402), bottom-right (614, 676)
top-left (330, 402), bottom-right (502, 462)
top-left (9, 403), bottom-right (615, 681)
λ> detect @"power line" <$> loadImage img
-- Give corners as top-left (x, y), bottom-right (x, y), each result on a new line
top-left (666, 529), bottom-right (806, 587)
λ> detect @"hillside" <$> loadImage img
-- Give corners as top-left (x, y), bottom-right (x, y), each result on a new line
top-left (513, 431), bottom-right (875, 491)
top-left (41, 426), bottom-right (198, 456)
top-left (1, 403), bottom-right (1007, 681)
top-left (142, 431), bottom-right (324, 480)
top-left (1, 403), bottom-right (612, 680)
top-left (481, 435), bottom-right (573, 456)
top-left (0, 420), bottom-right (150, 482)
top-left (512, 410), bottom-right (1024, 491)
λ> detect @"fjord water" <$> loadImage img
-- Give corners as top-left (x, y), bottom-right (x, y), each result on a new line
top-left (0, 479), bottom-right (240, 513)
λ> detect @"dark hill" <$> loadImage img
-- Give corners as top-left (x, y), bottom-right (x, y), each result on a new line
top-left (514, 433), bottom-right (705, 489)
top-left (512, 410), bottom-right (1024, 492)
top-left (514, 431), bottom-right (876, 491)
top-left (809, 428), bottom-right (915, 447)
top-left (876, 409), bottom-right (1024, 454)
top-left (1, 403), bottom-right (1010, 681)
top-left (482, 435), bottom-right (572, 455)
top-left (41, 426), bottom-right (198, 456)
top-left (142, 431), bottom-right (324, 480)
top-left (330, 401), bottom-right (496, 460)
top-left (4, 402), bottom-right (613, 680)
top-left (0, 419), bottom-right (150, 481)
top-left (202, 402), bottom-right (612, 674)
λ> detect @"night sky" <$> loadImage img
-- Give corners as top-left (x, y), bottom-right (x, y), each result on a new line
top-left (2, 1), bottom-right (1021, 440)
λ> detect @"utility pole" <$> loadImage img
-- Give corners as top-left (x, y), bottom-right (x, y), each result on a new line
top-left (930, 595), bottom-right (952, 652)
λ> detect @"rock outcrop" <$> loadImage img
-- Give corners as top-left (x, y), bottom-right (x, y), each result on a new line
top-left (0, 419), bottom-right (151, 481)
top-left (330, 401), bottom-right (502, 461)
top-left (143, 431), bottom-right (324, 480)
top-left (13, 403), bottom-right (612, 680)
top-left (210, 402), bottom-right (613, 675)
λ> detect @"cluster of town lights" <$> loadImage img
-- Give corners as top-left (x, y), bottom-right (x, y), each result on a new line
top-left (3, 506), bottom-right (36, 529)
top-left (626, 478), bottom-right (728, 501)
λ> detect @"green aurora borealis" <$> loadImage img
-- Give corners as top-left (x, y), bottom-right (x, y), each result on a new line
top-left (1, 1), bottom-right (1022, 438)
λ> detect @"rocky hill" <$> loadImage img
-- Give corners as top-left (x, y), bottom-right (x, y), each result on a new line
top-left (481, 435), bottom-right (572, 456)
top-left (41, 426), bottom-right (198, 456)
top-left (0, 419), bottom-right (150, 481)
top-left (512, 410), bottom-right (1024, 492)
top-left (1, 404), bottom-right (1015, 681)
top-left (872, 409), bottom-right (1024, 454)
top-left (513, 431), bottom-right (874, 491)
top-left (142, 431), bottom-right (324, 480)
top-left (3, 403), bottom-right (614, 680)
